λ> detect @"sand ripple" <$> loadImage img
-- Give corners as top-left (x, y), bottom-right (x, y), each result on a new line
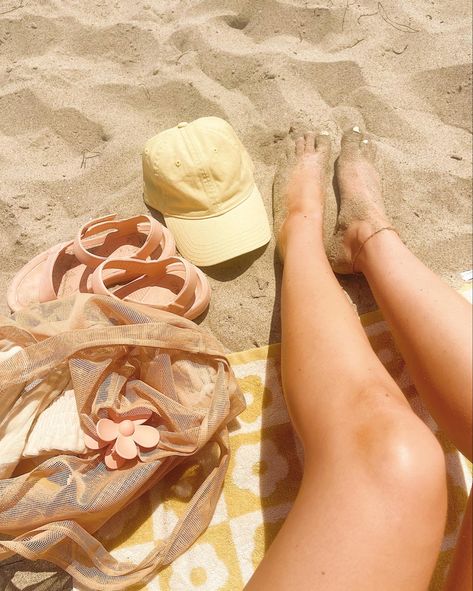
top-left (0, 0), bottom-right (471, 353)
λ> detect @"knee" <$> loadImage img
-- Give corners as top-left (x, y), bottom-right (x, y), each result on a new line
top-left (353, 391), bottom-right (447, 516)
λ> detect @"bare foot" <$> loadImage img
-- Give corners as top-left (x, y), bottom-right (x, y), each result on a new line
top-left (328, 127), bottom-right (393, 274)
top-left (272, 131), bottom-right (331, 260)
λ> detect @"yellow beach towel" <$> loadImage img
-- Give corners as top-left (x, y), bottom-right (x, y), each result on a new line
top-left (89, 288), bottom-right (472, 591)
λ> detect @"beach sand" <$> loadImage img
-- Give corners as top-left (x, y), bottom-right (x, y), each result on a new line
top-left (0, 0), bottom-right (471, 588)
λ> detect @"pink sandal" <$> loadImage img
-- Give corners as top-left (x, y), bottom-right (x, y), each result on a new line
top-left (8, 239), bottom-right (99, 312)
top-left (7, 214), bottom-right (175, 312)
top-left (73, 214), bottom-right (175, 274)
top-left (91, 256), bottom-right (211, 320)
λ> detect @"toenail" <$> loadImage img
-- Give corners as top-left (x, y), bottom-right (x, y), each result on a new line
top-left (362, 139), bottom-right (369, 144)
top-left (319, 131), bottom-right (330, 136)
top-left (352, 126), bottom-right (361, 133)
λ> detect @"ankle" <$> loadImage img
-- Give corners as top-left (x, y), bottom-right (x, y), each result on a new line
top-left (347, 220), bottom-right (383, 248)
top-left (283, 210), bottom-right (324, 237)
top-left (278, 211), bottom-right (324, 259)
top-left (354, 225), bottom-right (400, 272)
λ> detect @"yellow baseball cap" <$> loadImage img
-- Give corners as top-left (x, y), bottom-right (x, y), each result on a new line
top-left (142, 117), bottom-right (271, 266)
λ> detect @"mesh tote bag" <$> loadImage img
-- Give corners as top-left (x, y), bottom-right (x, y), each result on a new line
top-left (0, 294), bottom-right (245, 590)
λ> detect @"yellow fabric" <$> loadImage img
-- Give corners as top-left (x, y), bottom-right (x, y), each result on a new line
top-left (142, 117), bottom-right (271, 266)
top-left (91, 287), bottom-right (472, 591)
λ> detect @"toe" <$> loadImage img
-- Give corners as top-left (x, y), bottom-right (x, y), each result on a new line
top-left (315, 132), bottom-right (331, 157)
top-left (295, 136), bottom-right (305, 156)
top-left (304, 131), bottom-right (316, 153)
top-left (341, 126), bottom-right (363, 156)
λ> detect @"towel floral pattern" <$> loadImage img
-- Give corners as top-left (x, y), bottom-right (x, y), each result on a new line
top-left (232, 439), bottom-right (289, 497)
top-left (168, 543), bottom-right (229, 590)
top-left (95, 292), bottom-right (473, 590)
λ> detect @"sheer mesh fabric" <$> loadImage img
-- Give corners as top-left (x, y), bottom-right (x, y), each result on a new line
top-left (0, 294), bottom-right (245, 589)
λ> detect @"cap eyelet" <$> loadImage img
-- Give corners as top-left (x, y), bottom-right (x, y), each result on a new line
top-left (175, 160), bottom-right (181, 167)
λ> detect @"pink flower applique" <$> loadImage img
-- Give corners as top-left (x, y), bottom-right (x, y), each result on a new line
top-left (83, 409), bottom-right (160, 470)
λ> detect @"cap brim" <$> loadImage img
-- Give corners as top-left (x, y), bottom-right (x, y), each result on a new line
top-left (164, 185), bottom-right (271, 266)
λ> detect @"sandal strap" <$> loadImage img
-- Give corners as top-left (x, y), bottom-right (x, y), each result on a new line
top-left (91, 256), bottom-right (198, 314)
top-left (73, 214), bottom-right (166, 268)
top-left (39, 225), bottom-right (125, 303)
top-left (38, 241), bottom-right (73, 303)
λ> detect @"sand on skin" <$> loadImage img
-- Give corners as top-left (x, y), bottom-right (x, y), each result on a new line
top-left (0, 0), bottom-right (471, 588)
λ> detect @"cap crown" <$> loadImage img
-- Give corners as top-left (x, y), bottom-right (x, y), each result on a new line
top-left (143, 117), bottom-right (255, 219)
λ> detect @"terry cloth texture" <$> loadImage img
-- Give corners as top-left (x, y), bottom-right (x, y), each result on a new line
top-left (82, 287), bottom-right (472, 591)
top-left (0, 294), bottom-right (245, 591)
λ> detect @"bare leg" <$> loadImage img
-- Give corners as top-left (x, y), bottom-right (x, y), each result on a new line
top-left (328, 127), bottom-right (472, 590)
top-left (244, 133), bottom-right (447, 591)
top-left (329, 127), bottom-right (472, 459)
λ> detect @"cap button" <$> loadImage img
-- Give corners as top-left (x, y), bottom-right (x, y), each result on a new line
top-left (177, 122), bottom-right (188, 128)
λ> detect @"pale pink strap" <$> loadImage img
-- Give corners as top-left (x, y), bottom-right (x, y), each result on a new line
top-left (91, 256), bottom-right (198, 314)
top-left (164, 259), bottom-right (198, 313)
top-left (38, 241), bottom-right (73, 303)
top-left (73, 214), bottom-right (166, 268)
